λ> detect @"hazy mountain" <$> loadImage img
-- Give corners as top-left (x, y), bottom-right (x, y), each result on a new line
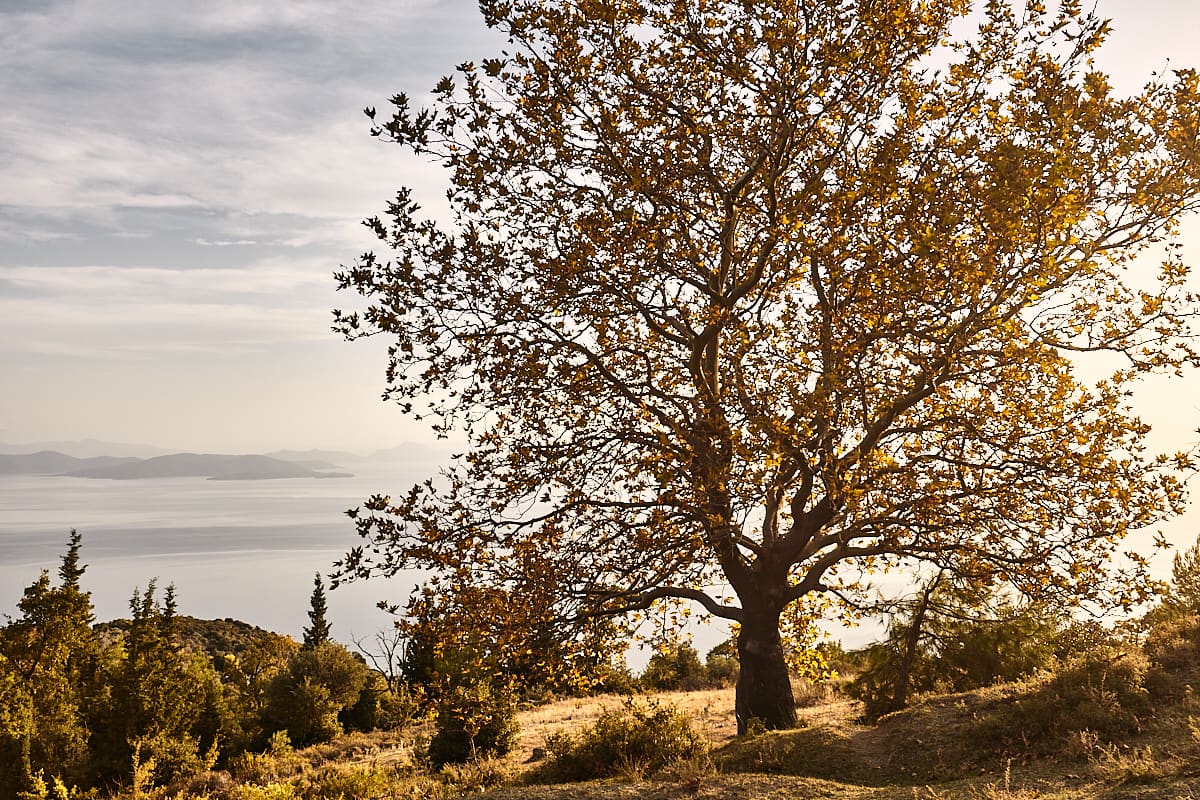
top-left (64, 453), bottom-right (352, 480)
top-left (366, 442), bottom-right (457, 464)
top-left (266, 449), bottom-right (362, 465)
top-left (0, 439), bottom-right (175, 459)
top-left (0, 451), bottom-right (140, 475)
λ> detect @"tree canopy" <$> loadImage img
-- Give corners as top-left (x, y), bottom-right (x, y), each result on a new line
top-left (334, 0), bottom-right (1200, 731)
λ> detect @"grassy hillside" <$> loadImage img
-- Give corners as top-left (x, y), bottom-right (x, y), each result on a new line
top-left (156, 669), bottom-right (1200, 800)
top-left (22, 606), bottom-right (1200, 799)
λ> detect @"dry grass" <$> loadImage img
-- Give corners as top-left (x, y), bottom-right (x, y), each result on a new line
top-left (293, 676), bottom-right (1200, 800)
top-left (508, 687), bottom-right (740, 765)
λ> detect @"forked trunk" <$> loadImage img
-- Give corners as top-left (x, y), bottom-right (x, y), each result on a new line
top-left (735, 609), bottom-right (797, 733)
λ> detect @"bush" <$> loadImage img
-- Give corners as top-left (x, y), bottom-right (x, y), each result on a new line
top-left (263, 643), bottom-right (368, 746)
top-left (846, 597), bottom-right (1065, 720)
top-left (228, 782), bottom-right (301, 800)
top-left (340, 672), bottom-right (420, 732)
top-left (1045, 647), bottom-right (1150, 738)
top-left (1144, 614), bottom-right (1200, 673)
top-left (641, 642), bottom-right (707, 691)
top-left (979, 646), bottom-right (1152, 752)
top-left (436, 757), bottom-right (511, 792)
top-left (539, 698), bottom-right (707, 782)
top-left (704, 639), bottom-right (739, 687)
top-left (227, 731), bottom-right (302, 785)
top-left (427, 683), bottom-right (518, 767)
top-left (585, 661), bottom-right (640, 696)
top-left (305, 765), bottom-right (394, 799)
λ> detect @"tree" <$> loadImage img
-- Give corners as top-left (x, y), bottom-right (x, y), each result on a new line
top-left (262, 642), bottom-right (368, 746)
top-left (0, 532), bottom-right (97, 793)
top-left (92, 582), bottom-right (214, 786)
top-left (847, 575), bottom-right (1063, 718)
top-left (333, 0), bottom-right (1200, 732)
top-left (302, 573), bottom-right (331, 650)
top-left (1161, 532), bottom-right (1200, 618)
top-left (352, 626), bottom-right (408, 694)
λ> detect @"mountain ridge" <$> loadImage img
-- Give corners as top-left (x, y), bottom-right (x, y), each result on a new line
top-left (0, 451), bottom-right (353, 480)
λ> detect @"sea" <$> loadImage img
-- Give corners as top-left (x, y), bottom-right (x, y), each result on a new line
top-left (0, 460), bottom-right (436, 642)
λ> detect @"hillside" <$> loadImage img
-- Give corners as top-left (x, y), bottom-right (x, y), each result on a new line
top-left (197, 678), bottom-right (1200, 800)
top-left (0, 450), bottom-right (139, 474)
top-left (13, 598), bottom-right (1200, 799)
top-left (95, 615), bottom-right (293, 660)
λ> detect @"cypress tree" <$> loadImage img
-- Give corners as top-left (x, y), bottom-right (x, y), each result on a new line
top-left (302, 573), bottom-right (331, 649)
top-left (58, 529), bottom-right (86, 591)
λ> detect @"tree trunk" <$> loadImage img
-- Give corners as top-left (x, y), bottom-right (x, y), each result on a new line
top-left (889, 588), bottom-right (930, 713)
top-left (735, 608), bottom-right (797, 733)
top-left (889, 574), bottom-right (941, 715)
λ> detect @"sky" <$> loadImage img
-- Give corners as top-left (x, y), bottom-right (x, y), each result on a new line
top-left (1, 0), bottom-right (1200, 465)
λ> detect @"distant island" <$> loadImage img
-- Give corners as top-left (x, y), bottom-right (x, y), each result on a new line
top-left (0, 451), bottom-right (353, 480)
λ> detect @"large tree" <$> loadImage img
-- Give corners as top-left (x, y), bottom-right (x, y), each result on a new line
top-left (334, 0), bottom-right (1200, 731)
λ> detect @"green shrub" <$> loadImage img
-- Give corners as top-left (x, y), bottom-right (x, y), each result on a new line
top-left (704, 639), bottom-right (739, 687)
top-left (263, 643), bottom-right (368, 746)
top-left (227, 731), bottom-right (301, 784)
top-left (228, 782), bottom-right (301, 800)
top-left (339, 672), bottom-right (420, 732)
top-left (979, 647), bottom-right (1151, 752)
top-left (641, 642), bottom-right (707, 691)
top-left (426, 683), bottom-right (518, 767)
top-left (539, 698), bottom-right (707, 782)
top-left (585, 661), bottom-right (640, 696)
top-left (1144, 614), bottom-right (1200, 673)
top-left (847, 597), bottom-right (1066, 720)
top-left (436, 757), bottom-right (511, 792)
top-left (1048, 647), bottom-right (1151, 738)
top-left (304, 765), bottom-right (393, 799)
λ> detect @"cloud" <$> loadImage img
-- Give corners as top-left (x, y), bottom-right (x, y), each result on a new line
top-left (0, 257), bottom-right (343, 361)
top-left (0, 0), bottom-right (492, 247)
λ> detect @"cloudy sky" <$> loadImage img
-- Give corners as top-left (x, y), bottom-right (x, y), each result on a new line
top-left (2, 0), bottom-right (1200, 460)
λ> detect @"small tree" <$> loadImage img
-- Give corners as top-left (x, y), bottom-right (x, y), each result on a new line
top-left (847, 578), bottom-right (1062, 719)
top-left (302, 573), bottom-right (332, 650)
top-left (262, 642), bottom-right (368, 746)
top-left (352, 626), bottom-right (407, 693)
top-left (427, 680), bottom-right (518, 767)
top-left (91, 582), bottom-right (214, 786)
top-left (0, 532), bottom-right (97, 793)
top-left (704, 638), bottom-right (740, 687)
top-left (1153, 532), bottom-right (1200, 621)
top-left (641, 640), bottom-right (706, 691)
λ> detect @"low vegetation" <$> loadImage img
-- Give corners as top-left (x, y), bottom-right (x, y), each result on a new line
top-left (8, 530), bottom-right (1200, 800)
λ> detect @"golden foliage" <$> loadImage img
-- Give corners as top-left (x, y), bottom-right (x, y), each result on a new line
top-left (335, 0), bottom-right (1200, 722)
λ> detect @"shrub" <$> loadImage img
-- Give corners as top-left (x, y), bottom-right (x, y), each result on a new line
top-left (585, 661), bottom-right (640, 696)
top-left (227, 731), bottom-right (301, 784)
top-left (641, 642), bottom-right (707, 691)
top-left (263, 643), bottom-right (368, 746)
top-left (847, 595), bottom-right (1065, 720)
top-left (304, 765), bottom-right (394, 799)
top-left (703, 639), bottom-right (739, 687)
top-left (539, 698), bottom-right (707, 782)
top-left (1048, 647), bottom-right (1151, 738)
top-left (1144, 614), bottom-right (1200, 673)
top-left (979, 646), bottom-right (1152, 752)
top-left (340, 672), bottom-right (420, 733)
top-left (436, 757), bottom-right (511, 792)
top-left (426, 683), bottom-right (518, 767)
top-left (228, 782), bottom-right (302, 800)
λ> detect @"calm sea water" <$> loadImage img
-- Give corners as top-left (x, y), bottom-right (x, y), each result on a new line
top-left (0, 461), bottom-right (904, 658)
top-left (0, 462), bottom-right (435, 641)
